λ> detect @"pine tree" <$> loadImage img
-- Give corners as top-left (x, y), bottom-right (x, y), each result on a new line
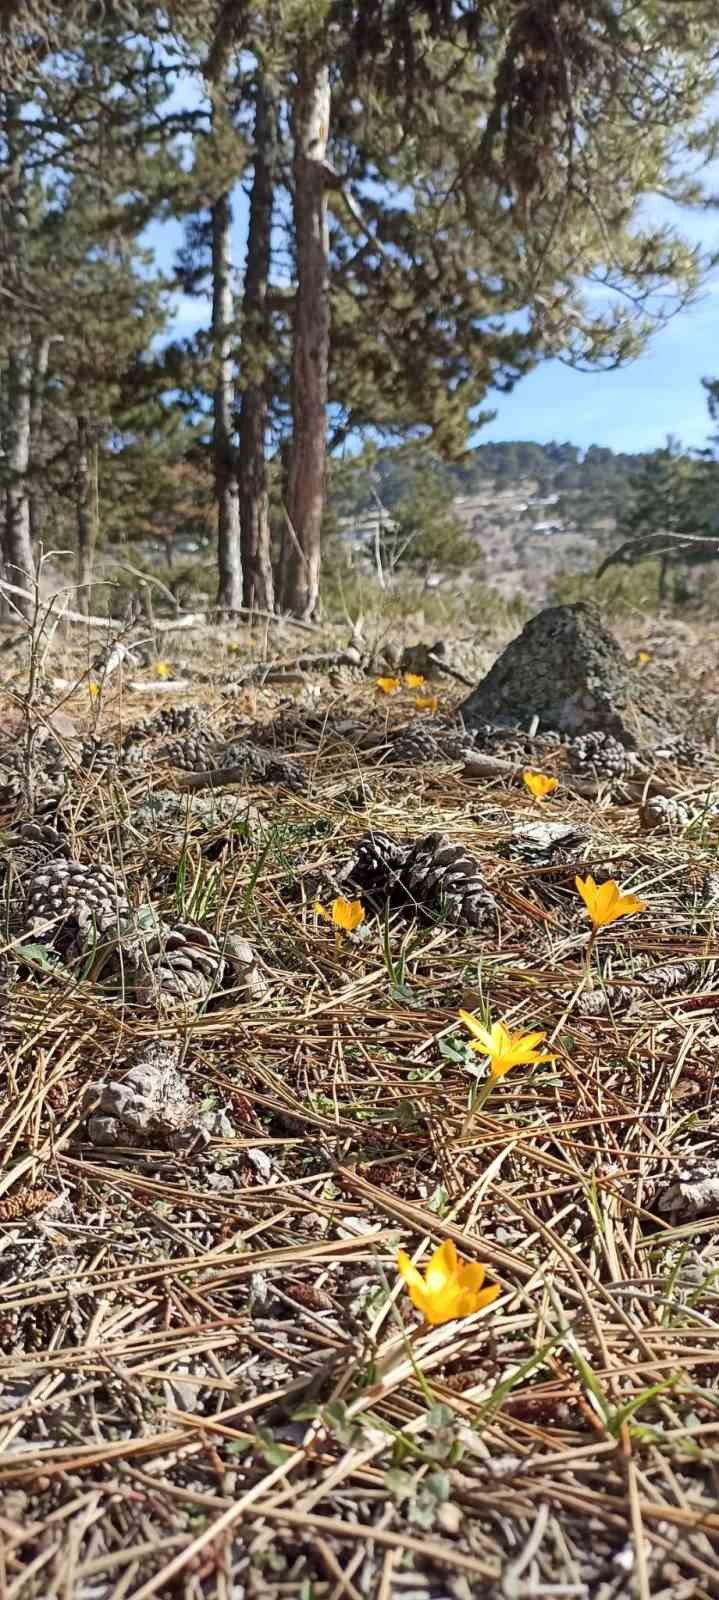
top-left (596, 437), bottom-right (719, 601)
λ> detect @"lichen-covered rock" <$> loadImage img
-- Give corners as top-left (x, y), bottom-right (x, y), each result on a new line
top-left (458, 603), bottom-right (686, 745)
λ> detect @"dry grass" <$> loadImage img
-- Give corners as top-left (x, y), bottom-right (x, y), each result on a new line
top-left (1, 615), bottom-right (719, 1600)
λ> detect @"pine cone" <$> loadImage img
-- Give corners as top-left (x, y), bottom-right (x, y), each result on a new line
top-left (1, 821), bottom-right (67, 933)
top-left (640, 794), bottom-right (691, 831)
top-left (84, 1041), bottom-right (209, 1151)
top-left (652, 734), bottom-right (706, 767)
top-left (468, 723), bottom-right (561, 761)
top-left (385, 719), bottom-right (474, 766)
top-left (506, 821), bottom-right (589, 864)
top-left (0, 740), bottom-right (67, 810)
top-left (567, 730), bottom-right (640, 778)
top-left (216, 740), bottom-right (306, 791)
top-left (222, 931), bottom-right (270, 1001)
top-left (23, 858), bottom-right (130, 957)
top-left (702, 871), bottom-right (719, 910)
top-left (136, 922), bottom-right (225, 1010)
top-left (342, 830), bottom-right (410, 900)
top-left (400, 832), bottom-right (497, 929)
top-left (80, 738), bottom-right (119, 774)
top-left (152, 731), bottom-right (218, 771)
top-left (122, 704), bottom-right (203, 752)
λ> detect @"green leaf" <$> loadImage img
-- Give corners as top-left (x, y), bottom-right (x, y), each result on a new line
top-left (254, 1428), bottom-right (293, 1467)
top-left (384, 1467), bottom-right (415, 1501)
top-left (14, 942), bottom-right (62, 971)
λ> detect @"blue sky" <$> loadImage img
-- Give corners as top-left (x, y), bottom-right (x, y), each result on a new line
top-left (478, 186), bottom-right (719, 454)
top-left (150, 160), bottom-right (719, 459)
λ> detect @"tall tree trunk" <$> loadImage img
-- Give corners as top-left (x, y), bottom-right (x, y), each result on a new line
top-left (4, 337), bottom-right (34, 611)
top-left (212, 187), bottom-right (242, 613)
top-left (2, 94), bottom-right (33, 616)
top-left (238, 73), bottom-right (277, 613)
top-left (28, 335), bottom-right (54, 550)
top-left (75, 413), bottom-right (95, 614)
top-left (281, 53), bottom-right (330, 620)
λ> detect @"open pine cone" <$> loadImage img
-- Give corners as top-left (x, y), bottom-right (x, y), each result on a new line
top-left (343, 829), bottom-right (497, 930)
top-left (135, 922), bottom-right (225, 1010)
top-left (401, 832), bottom-right (497, 929)
top-left (23, 858), bottom-right (130, 957)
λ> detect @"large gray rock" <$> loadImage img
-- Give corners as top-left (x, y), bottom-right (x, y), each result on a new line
top-left (458, 603), bottom-right (683, 746)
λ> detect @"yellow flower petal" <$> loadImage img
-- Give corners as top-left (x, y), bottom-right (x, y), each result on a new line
top-left (397, 1241), bottom-right (499, 1326)
top-left (457, 1009), bottom-right (495, 1052)
top-left (456, 1261), bottom-right (486, 1293)
top-left (376, 676), bottom-right (400, 694)
top-left (425, 1239), bottom-right (457, 1292)
top-left (397, 1250), bottom-right (426, 1297)
top-left (522, 770), bottom-right (558, 798)
top-left (331, 897), bottom-right (365, 932)
top-left (575, 875), bottom-right (645, 928)
top-left (459, 1012), bottom-right (556, 1079)
top-left (154, 660), bottom-right (171, 679)
top-left (403, 672), bottom-right (426, 688)
top-left (313, 901), bottom-right (332, 922)
top-left (415, 694), bottom-right (439, 713)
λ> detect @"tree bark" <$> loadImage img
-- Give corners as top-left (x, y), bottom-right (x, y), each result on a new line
top-left (212, 186), bottom-right (242, 614)
top-left (2, 95), bottom-right (33, 615)
top-left (281, 53), bottom-right (330, 620)
top-left (28, 335), bottom-right (54, 550)
top-left (238, 73), bottom-right (277, 614)
top-left (75, 413), bottom-right (95, 614)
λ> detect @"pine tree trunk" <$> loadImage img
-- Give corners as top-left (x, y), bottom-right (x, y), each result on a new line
top-left (281, 54), bottom-right (330, 620)
top-left (4, 336), bottom-right (34, 611)
top-left (29, 335), bottom-right (54, 549)
top-left (212, 188), bottom-right (242, 614)
top-left (75, 414), bottom-right (95, 615)
top-left (238, 74), bottom-right (277, 614)
top-left (2, 95), bottom-right (33, 616)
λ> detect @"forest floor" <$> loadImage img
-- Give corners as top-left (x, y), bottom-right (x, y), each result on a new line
top-left (1, 604), bottom-right (719, 1599)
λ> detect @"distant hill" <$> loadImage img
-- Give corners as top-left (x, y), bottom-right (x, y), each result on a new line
top-left (329, 439), bottom-right (654, 600)
top-left (368, 440), bottom-right (654, 529)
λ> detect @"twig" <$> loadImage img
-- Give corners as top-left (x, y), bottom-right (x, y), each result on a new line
top-left (428, 651), bottom-right (475, 687)
top-left (0, 576), bottom-right (205, 631)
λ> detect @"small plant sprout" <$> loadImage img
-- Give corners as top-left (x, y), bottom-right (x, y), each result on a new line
top-left (575, 875), bottom-right (645, 930)
top-left (375, 676), bottom-right (401, 694)
top-left (397, 1239), bottom-right (500, 1326)
top-left (403, 672), bottom-right (426, 688)
top-left (314, 897), bottom-right (365, 933)
top-left (415, 693), bottom-right (439, 713)
top-left (523, 770), bottom-right (558, 799)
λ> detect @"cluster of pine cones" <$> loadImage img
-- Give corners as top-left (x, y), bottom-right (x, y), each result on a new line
top-left (340, 828), bottom-right (497, 930)
top-left (1, 824), bottom-right (267, 1012)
